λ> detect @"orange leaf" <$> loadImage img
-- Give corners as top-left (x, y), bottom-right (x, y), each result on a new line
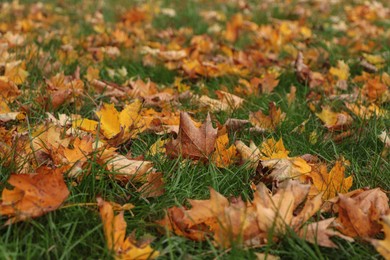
top-left (97, 198), bottom-right (159, 259)
top-left (0, 167), bottom-right (69, 224)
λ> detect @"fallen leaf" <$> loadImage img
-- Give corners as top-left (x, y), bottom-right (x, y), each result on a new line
top-left (249, 102), bottom-right (285, 131)
top-left (332, 188), bottom-right (389, 237)
top-left (166, 112), bottom-right (217, 161)
top-left (315, 107), bottom-right (352, 131)
top-left (137, 172), bottom-right (165, 198)
top-left (97, 197), bottom-right (159, 259)
top-left (298, 218), bottom-right (354, 248)
top-left (103, 153), bottom-right (154, 183)
top-left (306, 161), bottom-right (353, 200)
top-left (211, 130), bottom-right (237, 168)
top-left (370, 213), bottom-right (390, 260)
top-left (0, 167), bottom-right (69, 224)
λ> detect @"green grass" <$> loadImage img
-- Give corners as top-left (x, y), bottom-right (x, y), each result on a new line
top-left (0, 0), bottom-right (389, 259)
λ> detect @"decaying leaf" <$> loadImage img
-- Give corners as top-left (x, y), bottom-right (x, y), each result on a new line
top-left (0, 167), bottom-right (69, 224)
top-left (158, 181), bottom-right (333, 248)
top-left (330, 188), bottom-right (389, 238)
top-left (102, 153), bottom-right (154, 183)
top-left (165, 112), bottom-right (217, 161)
top-left (249, 102), bottom-right (285, 131)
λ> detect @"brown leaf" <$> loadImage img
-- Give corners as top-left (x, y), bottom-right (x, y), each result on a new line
top-left (332, 188), bottom-right (389, 237)
top-left (249, 102), bottom-right (285, 131)
top-left (138, 172), bottom-right (165, 198)
top-left (0, 167), bottom-right (69, 224)
top-left (166, 112), bottom-right (217, 161)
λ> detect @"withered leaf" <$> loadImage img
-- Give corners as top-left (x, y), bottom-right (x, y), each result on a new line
top-left (166, 112), bottom-right (217, 161)
top-left (0, 167), bottom-right (69, 224)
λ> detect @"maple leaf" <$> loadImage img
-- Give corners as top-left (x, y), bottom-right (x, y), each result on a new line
top-left (165, 112), bottom-right (217, 161)
top-left (211, 130), bottom-right (237, 168)
top-left (315, 107), bottom-right (352, 131)
top-left (259, 137), bottom-right (289, 160)
top-left (95, 100), bottom-right (145, 144)
top-left (329, 60), bottom-right (350, 81)
top-left (261, 157), bottom-right (312, 183)
top-left (3, 61), bottom-right (29, 85)
top-left (330, 188), bottom-right (389, 237)
top-left (370, 213), bottom-right (390, 260)
top-left (0, 79), bottom-right (21, 101)
top-left (137, 172), bottom-right (165, 198)
top-left (253, 180), bottom-right (323, 235)
top-left (298, 218), bottom-right (354, 248)
top-left (249, 102), bottom-right (285, 132)
top-left (215, 90), bottom-right (244, 110)
top-left (102, 152), bottom-right (154, 183)
top-left (345, 102), bottom-right (387, 119)
top-left (158, 188), bottom-right (260, 248)
top-left (159, 181), bottom-right (330, 248)
top-left (97, 198), bottom-right (159, 259)
top-left (295, 52), bottom-right (325, 88)
top-left (0, 167), bottom-right (69, 224)
top-left (258, 73), bottom-right (280, 94)
top-left (306, 161), bottom-right (353, 200)
top-left (235, 140), bottom-right (261, 168)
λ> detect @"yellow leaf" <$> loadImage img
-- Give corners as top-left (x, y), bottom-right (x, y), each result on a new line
top-left (329, 60), bottom-right (350, 81)
top-left (315, 107), bottom-right (352, 130)
top-left (260, 137), bottom-right (289, 160)
top-left (371, 213), bottom-right (390, 260)
top-left (211, 133), bottom-right (237, 168)
top-left (308, 161), bottom-right (353, 199)
top-left (86, 67), bottom-right (100, 82)
top-left (4, 61), bottom-right (29, 85)
top-left (97, 198), bottom-right (159, 259)
top-left (119, 100), bottom-right (142, 130)
top-left (72, 118), bottom-right (98, 133)
top-left (96, 103), bottom-right (121, 139)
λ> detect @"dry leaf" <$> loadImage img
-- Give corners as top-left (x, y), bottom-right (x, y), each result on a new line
top-left (332, 188), bottom-right (389, 237)
top-left (315, 107), bottom-right (352, 131)
top-left (370, 213), bottom-right (390, 260)
top-left (249, 102), bottom-right (285, 131)
top-left (0, 167), bottom-right (69, 224)
top-left (166, 112), bottom-right (217, 161)
top-left (138, 172), bottom-right (165, 198)
top-left (306, 161), bottom-right (353, 200)
top-left (211, 131), bottom-right (237, 168)
top-left (97, 197), bottom-right (159, 259)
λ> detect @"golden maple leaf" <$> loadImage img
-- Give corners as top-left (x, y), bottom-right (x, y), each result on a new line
top-left (306, 161), bottom-right (353, 200)
top-left (211, 131), bottom-right (237, 168)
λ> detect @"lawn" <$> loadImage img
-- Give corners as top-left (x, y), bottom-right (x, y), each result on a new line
top-left (0, 0), bottom-right (389, 259)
